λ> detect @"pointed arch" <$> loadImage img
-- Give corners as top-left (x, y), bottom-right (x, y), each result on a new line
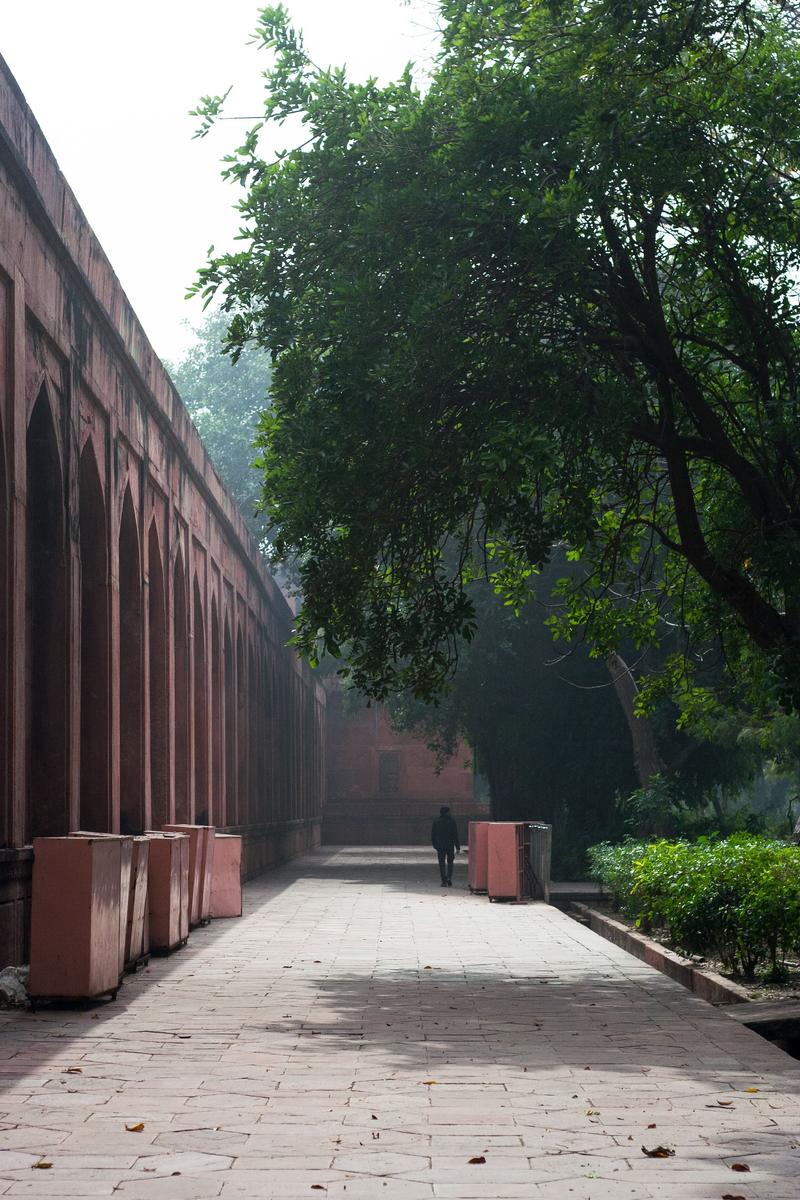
top-left (26, 386), bottom-right (67, 840)
top-left (236, 624), bottom-right (246, 826)
top-left (192, 574), bottom-right (208, 824)
top-left (148, 520), bottom-right (168, 828)
top-left (248, 640), bottom-right (257, 823)
top-left (0, 414), bottom-right (7, 845)
top-left (210, 596), bottom-right (221, 826)
top-left (78, 440), bottom-right (110, 831)
top-left (173, 545), bottom-right (190, 822)
top-left (224, 615), bottom-right (235, 826)
top-left (118, 486), bottom-right (143, 834)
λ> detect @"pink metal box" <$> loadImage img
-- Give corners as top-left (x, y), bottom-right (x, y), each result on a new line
top-left (487, 822), bottom-right (526, 901)
top-left (467, 821), bottom-right (490, 893)
top-left (199, 825), bottom-right (216, 922)
top-left (69, 832), bottom-right (132, 976)
top-left (146, 832), bottom-right (190, 951)
top-left (162, 824), bottom-right (204, 926)
top-left (210, 833), bottom-right (243, 918)
top-left (125, 836), bottom-right (150, 967)
top-left (30, 836), bottom-right (122, 1002)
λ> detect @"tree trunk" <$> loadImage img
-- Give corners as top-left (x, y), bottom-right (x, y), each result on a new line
top-left (606, 651), bottom-right (665, 787)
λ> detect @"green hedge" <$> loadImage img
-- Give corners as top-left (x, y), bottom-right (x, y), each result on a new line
top-left (587, 834), bottom-right (800, 979)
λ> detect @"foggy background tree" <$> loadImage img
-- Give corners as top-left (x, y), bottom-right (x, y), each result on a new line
top-left (165, 309), bottom-right (272, 542)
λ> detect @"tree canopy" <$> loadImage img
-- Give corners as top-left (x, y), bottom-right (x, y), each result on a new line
top-left (194, 0), bottom-right (800, 718)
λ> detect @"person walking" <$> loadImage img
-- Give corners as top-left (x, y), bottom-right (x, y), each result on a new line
top-left (431, 806), bottom-right (460, 887)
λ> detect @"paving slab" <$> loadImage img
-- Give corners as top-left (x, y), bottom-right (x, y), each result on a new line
top-left (1, 846), bottom-right (798, 1198)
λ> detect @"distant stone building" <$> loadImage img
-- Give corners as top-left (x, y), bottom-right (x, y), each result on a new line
top-left (324, 683), bottom-right (488, 845)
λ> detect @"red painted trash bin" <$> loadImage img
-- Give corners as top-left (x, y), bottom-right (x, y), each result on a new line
top-left (146, 832), bottom-right (190, 951)
top-left (199, 825), bottom-right (216, 922)
top-left (125, 836), bottom-right (150, 969)
top-left (162, 824), bottom-right (204, 926)
top-left (210, 833), bottom-right (242, 918)
top-left (69, 832), bottom-right (132, 977)
top-left (487, 822), bottom-right (530, 901)
top-left (467, 821), bottom-right (489, 893)
top-left (30, 836), bottom-right (122, 1003)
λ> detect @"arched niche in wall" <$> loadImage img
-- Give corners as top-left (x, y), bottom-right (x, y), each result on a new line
top-left (118, 485), bottom-right (144, 834)
top-left (173, 545), bottom-right (190, 823)
top-left (148, 520), bottom-right (168, 828)
top-left (25, 386), bottom-right (68, 840)
top-left (210, 596), bottom-right (221, 827)
top-left (236, 625), bottom-right (247, 826)
top-left (224, 616), bottom-right (235, 825)
top-left (248, 640), bottom-right (258, 823)
top-left (0, 413), bottom-right (8, 845)
top-left (78, 440), bottom-right (110, 831)
top-left (258, 647), bottom-right (268, 824)
top-left (192, 574), bottom-right (208, 825)
top-left (261, 646), bottom-right (272, 824)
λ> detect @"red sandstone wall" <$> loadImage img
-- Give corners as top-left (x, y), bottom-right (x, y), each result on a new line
top-left (0, 56), bottom-right (325, 965)
top-left (324, 685), bottom-right (489, 845)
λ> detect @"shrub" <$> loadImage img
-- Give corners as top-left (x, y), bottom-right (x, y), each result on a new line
top-left (586, 840), bottom-right (648, 910)
top-left (586, 834), bottom-right (800, 978)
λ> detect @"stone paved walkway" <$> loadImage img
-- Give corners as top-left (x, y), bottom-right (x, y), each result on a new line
top-left (1, 847), bottom-right (798, 1199)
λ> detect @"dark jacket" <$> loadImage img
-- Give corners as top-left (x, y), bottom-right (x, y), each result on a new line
top-left (431, 814), bottom-right (460, 852)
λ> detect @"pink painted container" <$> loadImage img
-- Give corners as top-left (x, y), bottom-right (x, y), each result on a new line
top-left (30, 836), bottom-right (122, 1001)
top-left (125, 837), bottom-right (150, 967)
top-left (467, 821), bottom-right (489, 893)
top-left (199, 825), bottom-right (216, 922)
top-left (487, 822), bottom-right (526, 901)
top-left (146, 832), bottom-right (190, 951)
top-left (162, 824), bottom-right (203, 926)
top-left (69, 832), bottom-right (132, 976)
top-left (210, 833), bottom-right (243, 918)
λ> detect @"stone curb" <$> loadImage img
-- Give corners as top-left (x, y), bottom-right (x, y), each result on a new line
top-left (572, 902), bottom-right (752, 1005)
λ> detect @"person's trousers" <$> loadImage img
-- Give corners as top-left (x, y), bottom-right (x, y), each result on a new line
top-left (436, 848), bottom-right (454, 882)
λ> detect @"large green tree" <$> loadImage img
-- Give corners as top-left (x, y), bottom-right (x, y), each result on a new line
top-left (194, 0), bottom-right (800, 717)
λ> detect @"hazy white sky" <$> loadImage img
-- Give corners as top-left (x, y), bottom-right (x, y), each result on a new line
top-left (1, 1), bottom-right (439, 361)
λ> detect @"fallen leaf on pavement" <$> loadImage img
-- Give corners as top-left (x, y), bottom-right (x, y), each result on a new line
top-left (745, 1087), bottom-right (759, 1093)
top-left (722, 1195), bottom-right (746, 1199)
top-left (730, 1163), bottom-right (750, 1172)
top-left (422, 1080), bottom-right (439, 1085)
top-left (63, 1067), bottom-right (82, 1074)
top-left (647, 1123), bottom-right (656, 1128)
top-left (125, 1122), bottom-right (145, 1133)
top-left (468, 1156), bottom-right (487, 1164)
top-left (31, 1162), bottom-right (52, 1169)
top-left (641, 1145), bottom-right (674, 1158)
